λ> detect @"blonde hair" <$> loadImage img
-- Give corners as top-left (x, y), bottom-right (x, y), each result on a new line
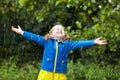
top-left (45, 24), bottom-right (70, 40)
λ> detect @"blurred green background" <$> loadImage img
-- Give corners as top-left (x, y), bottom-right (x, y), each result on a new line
top-left (0, 0), bottom-right (120, 80)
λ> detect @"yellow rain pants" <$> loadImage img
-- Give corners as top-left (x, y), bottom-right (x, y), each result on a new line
top-left (37, 70), bottom-right (67, 80)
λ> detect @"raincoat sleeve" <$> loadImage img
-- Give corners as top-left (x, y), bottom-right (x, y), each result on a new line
top-left (22, 31), bottom-right (46, 46)
top-left (68, 40), bottom-right (95, 50)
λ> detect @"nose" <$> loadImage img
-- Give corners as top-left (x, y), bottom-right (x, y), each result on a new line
top-left (60, 30), bottom-right (63, 34)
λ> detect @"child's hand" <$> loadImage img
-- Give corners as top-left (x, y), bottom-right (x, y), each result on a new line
top-left (11, 25), bottom-right (23, 35)
top-left (94, 37), bottom-right (107, 45)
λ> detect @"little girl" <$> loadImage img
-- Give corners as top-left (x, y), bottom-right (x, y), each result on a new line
top-left (12, 24), bottom-right (107, 80)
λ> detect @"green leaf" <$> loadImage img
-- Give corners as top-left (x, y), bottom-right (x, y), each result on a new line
top-left (18, 0), bottom-right (28, 8)
top-left (83, 6), bottom-right (87, 11)
top-left (66, 26), bottom-right (72, 31)
top-left (88, 10), bottom-right (92, 14)
top-left (55, 0), bottom-right (67, 6)
top-left (91, 0), bottom-right (96, 3)
top-left (75, 21), bottom-right (82, 29)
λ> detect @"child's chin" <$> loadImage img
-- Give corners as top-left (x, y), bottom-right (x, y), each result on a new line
top-left (56, 36), bottom-right (64, 38)
top-left (57, 34), bottom-right (64, 37)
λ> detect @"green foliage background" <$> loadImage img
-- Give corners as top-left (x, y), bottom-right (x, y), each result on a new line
top-left (0, 0), bottom-right (120, 80)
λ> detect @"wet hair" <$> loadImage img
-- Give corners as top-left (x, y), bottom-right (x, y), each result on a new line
top-left (45, 24), bottom-right (70, 40)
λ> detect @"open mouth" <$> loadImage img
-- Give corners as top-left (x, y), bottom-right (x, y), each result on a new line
top-left (57, 32), bottom-right (63, 34)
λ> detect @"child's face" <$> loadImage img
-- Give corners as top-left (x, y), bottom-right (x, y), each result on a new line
top-left (50, 25), bottom-right (65, 39)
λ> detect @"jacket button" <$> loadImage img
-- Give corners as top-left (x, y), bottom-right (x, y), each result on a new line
top-left (62, 60), bottom-right (64, 63)
top-left (47, 58), bottom-right (50, 61)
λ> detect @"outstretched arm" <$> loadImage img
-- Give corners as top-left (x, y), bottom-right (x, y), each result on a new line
top-left (68, 37), bottom-right (107, 50)
top-left (94, 37), bottom-right (107, 45)
top-left (11, 25), bottom-right (46, 46)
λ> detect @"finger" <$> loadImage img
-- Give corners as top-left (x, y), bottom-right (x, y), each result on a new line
top-left (98, 37), bottom-right (102, 40)
top-left (12, 28), bottom-right (16, 32)
top-left (11, 26), bottom-right (15, 29)
top-left (101, 39), bottom-right (107, 43)
top-left (11, 26), bottom-right (15, 30)
top-left (99, 40), bottom-right (106, 43)
top-left (95, 37), bottom-right (102, 41)
top-left (18, 25), bottom-right (21, 29)
top-left (101, 42), bottom-right (107, 45)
